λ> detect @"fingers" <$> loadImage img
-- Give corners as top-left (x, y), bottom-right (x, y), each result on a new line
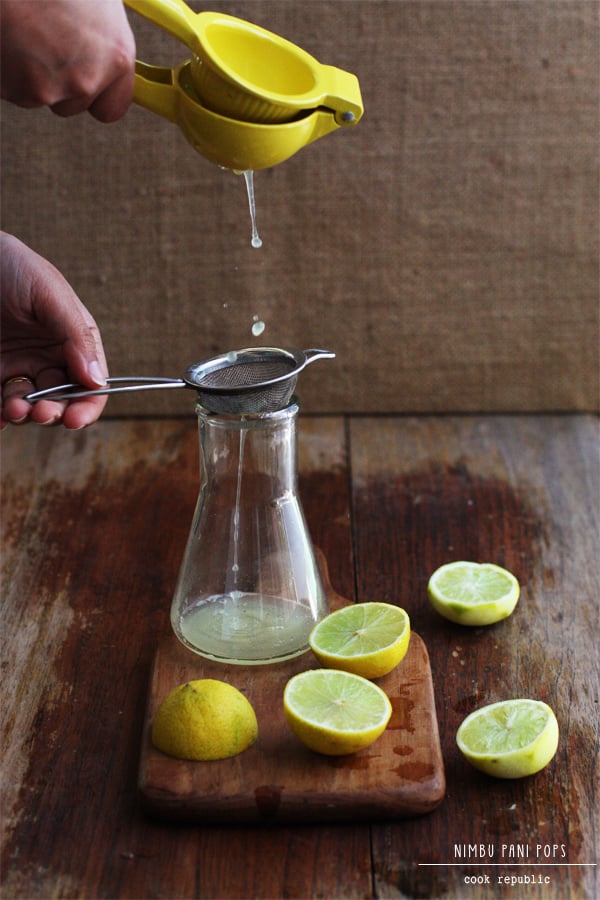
top-left (0, 377), bottom-right (66, 428)
top-left (26, 366), bottom-right (70, 426)
top-left (50, 66), bottom-right (135, 122)
top-left (1, 234), bottom-right (111, 431)
top-left (1, 376), bottom-right (36, 427)
top-left (51, 63), bottom-right (135, 122)
top-left (1, 369), bottom-right (108, 430)
top-left (61, 392), bottom-right (108, 430)
top-left (2, 369), bottom-right (68, 428)
top-left (30, 362), bottom-right (109, 431)
top-left (1, 0), bottom-right (136, 121)
top-left (88, 67), bottom-right (135, 123)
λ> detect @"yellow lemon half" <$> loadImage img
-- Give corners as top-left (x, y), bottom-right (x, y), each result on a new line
top-left (283, 668), bottom-right (392, 755)
top-left (151, 679), bottom-right (258, 761)
top-left (309, 602), bottom-right (410, 678)
top-left (457, 699), bottom-right (559, 778)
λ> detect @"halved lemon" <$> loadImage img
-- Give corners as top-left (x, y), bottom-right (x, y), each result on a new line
top-left (151, 679), bottom-right (258, 761)
top-left (428, 561), bottom-right (520, 625)
top-left (457, 699), bottom-right (559, 778)
top-left (308, 602), bottom-right (410, 678)
top-left (283, 668), bottom-right (392, 755)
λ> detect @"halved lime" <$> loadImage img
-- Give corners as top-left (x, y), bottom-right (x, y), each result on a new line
top-left (283, 669), bottom-right (392, 755)
top-left (309, 602), bottom-right (410, 678)
top-left (428, 561), bottom-right (520, 625)
top-left (457, 699), bottom-right (559, 778)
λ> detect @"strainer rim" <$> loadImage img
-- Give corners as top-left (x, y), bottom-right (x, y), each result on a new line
top-left (183, 347), bottom-right (307, 395)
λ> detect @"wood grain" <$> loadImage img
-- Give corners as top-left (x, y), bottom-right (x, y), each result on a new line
top-left (1, 417), bottom-right (372, 900)
top-left (349, 415), bottom-right (599, 899)
top-left (1, 415), bottom-right (597, 899)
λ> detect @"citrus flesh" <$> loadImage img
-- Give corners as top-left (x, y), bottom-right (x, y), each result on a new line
top-left (151, 679), bottom-right (258, 761)
top-left (428, 561), bottom-right (520, 625)
top-left (309, 602), bottom-right (410, 678)
top-left (283, 668), bottom-right (392, 755)
top-left (457, 699), bottom-right (559, 778)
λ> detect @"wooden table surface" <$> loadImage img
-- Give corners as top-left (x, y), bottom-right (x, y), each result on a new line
top-left (1, 414), bottom-right (598, 899)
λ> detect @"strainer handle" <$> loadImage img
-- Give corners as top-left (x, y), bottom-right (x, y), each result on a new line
top-left (303, 349), bottom-right (336, 367)
top-left (24, 377), bottom-right (186, 403)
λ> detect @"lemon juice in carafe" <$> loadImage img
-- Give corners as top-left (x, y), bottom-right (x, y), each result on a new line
top-left (179, 592), bottom-right (319, 662)
top-left (171, 400), bottom-right (328, 664)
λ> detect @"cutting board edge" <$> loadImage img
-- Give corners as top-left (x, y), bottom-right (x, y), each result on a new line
top-left (139, 774), bottom-right (447, 825)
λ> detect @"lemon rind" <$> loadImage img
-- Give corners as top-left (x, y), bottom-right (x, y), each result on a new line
top-left (428, 562), bottom-right (520, 626)
top-left (456, 699), bottom-right (559, 778)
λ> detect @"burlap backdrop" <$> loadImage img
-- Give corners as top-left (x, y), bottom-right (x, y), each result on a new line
top-left (1, 0), bottom-right (598, 415)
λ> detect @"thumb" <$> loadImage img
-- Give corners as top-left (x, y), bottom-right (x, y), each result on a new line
top-left (62, 313), bottom-right (109, 388)
top-left (22, 242), bottom-right (109, 387)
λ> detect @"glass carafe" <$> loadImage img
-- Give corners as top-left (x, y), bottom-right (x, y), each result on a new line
top-left (171, 400), bottom-right (328, 664)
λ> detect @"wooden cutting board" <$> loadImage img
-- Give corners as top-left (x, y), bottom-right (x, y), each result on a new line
top-left (138, 564), bottom-right (445, 824)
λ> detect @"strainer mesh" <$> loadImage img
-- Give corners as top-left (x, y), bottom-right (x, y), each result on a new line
top-left (198, 358), bottom-right (294, 389)
top-left (190, 351), bottom-right (300, 413)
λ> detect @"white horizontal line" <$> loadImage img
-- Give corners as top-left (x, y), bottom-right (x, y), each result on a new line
top-left (418, 863), bottom-right (597, 867)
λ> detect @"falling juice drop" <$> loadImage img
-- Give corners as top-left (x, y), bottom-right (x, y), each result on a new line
top-left (242, 170), bottom-right (263, 249)
top-left (252, 315), bottom-right (265, 337)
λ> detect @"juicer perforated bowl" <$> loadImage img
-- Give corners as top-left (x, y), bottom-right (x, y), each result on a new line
top-left (24, 348), bottom-right (335, 415)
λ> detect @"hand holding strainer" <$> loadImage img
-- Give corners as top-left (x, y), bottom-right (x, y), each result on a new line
top-left (24, 348), bottom-right (335, 415)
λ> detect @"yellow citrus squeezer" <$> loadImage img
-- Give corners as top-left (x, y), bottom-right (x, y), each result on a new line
top-left (124, 0), bottom-right (363, 170)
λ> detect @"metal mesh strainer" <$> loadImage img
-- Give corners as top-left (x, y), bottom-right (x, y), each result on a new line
top-left (184, 347), bottom-right (335, 413)
top-left (24, 348), bottom-right (335, 415)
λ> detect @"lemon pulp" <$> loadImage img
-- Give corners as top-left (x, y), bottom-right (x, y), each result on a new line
top-left (456, 698), bottom-right (559, 778)
top-left (428, 561), bottom-right (520, 625)
top-left (309, 602), bottom-right (410, 678)
top-left (283, 668), bottom-right (392, 755)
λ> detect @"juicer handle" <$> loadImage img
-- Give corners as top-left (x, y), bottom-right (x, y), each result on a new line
top-left (125, 0), bottom-right (204, 123)
top-left (124, 0), bottom-right (201, 51)
top-left (319, 66), bottom-right (364, 126)
top-left (132, 61), bottom-right (179, 122)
